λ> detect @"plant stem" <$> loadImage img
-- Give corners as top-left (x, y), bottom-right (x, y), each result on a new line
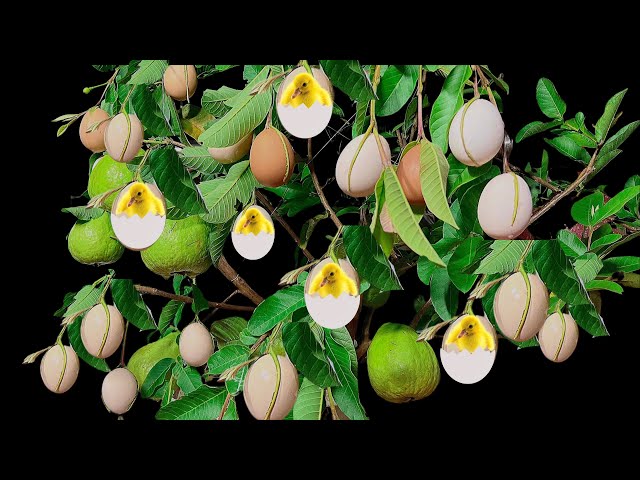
top-left (356, 308), bottom-right (375, 360)
top-left (119, 321), bottom-right (130, 367)
top-left (217, 393), bottom-right (232, 420)
top-left (308, 138), bottom-right (343, 229)
top-left (256, 190), bottom-right (315, 261)
top-left (95, 68), bottom-right (119, 106)
top-left (217, 256), bottom-right (264, 305)
top-left (134, 285), bottom-right (255, 312)
top-left (410, 298), bottom-right (432, 329)
top-left (326, 388), bottom-right (339, 420)
top-left (417, 67), bottom-right (426, 139)
top-left (264, 350), bottom-right (281, 420)
top-left (202, 290), bottom-right (240, 323)
top-left (528, 147), bottom-right (600, 226)
top-left (508, 163), bottom-right (561, 193)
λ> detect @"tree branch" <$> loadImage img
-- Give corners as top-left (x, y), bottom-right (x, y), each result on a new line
top-left (356, 308), bottom-right (375, 361)
top-left (308, 138), bottom-right (343, 230)
top-left (134, 285), bottom-right (255, 312)
top-left (508, 163), bottom-right (561, 193)
top-left (217, 392), bottom-right (232, 420)
top-left (256, 190), bottom-right (315, 261)
top-left (217, 256), bottom-right (264, 305)
top-left (410, 299), bottom-right (432, 329)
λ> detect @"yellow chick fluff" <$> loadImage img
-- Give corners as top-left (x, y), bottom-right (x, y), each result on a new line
top-left (308, 262), bottom-right (358, 299)
top-left (115, 182), bottom-right (166, 218)
top-left (445, 315), bottom-right (496, 353)
top-left (280, 72), bottom-right (332, 108)
top-left (234, 207), bottom-right (274, 236)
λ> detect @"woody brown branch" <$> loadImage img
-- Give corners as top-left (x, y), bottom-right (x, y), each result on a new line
top-left (308, 138), bottom-right (343, 230)
top-left (217, 256), bottom-right (264, 305)
top-left (134, 285), bottom-right (255, 312)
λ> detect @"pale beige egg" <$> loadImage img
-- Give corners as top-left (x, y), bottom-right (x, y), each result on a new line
top-left (538, 312), bottom-right (579, 362)
top-left (79, 107), bottom-right (110, 153)
top-left (243, 354), bottom-right (299, 420)
top-left (336, 133), bottom-right (390, 197)
top-left (208, 132), bottom-right (253, 164)
top-left (477, 173), bottom-right (532, 239)
top-left (104, 113), bottom-right (144, 163)
top-left (179, 322), bottom-right (214, 367)
top-left (231, 205), bottom-right (275, 260)
top-left (101, 367), bottom-right (138, 415)
top-left (81, 304), bottom-right (125, 359)
top-left (40, 345), bottom-right (80, 394)
top-left (163, 65), bottom-right (198, 101)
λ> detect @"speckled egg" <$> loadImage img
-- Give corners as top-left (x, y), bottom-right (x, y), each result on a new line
top-left (249, 128), bottom-right (295, 188)
top-left (104, 113), bottom-right (144, 163)
top-left (336, 133), bottom-right (390, 198)
top-left (79, 107), bottom-right (110, 153)
top-left (179, 322), bottom-right (214, 367)
top-left (539, 312), bottom-right (579, 362)
top-left (449, 98), bottom-right (504, 167)
top-left (477, 173), bottom-right (532, 239)
top-left (396, 144), bottom-right (424, 205)
top-left (81, 304), bottom-right (125, 359)
top-left (208, 132), bottom-right (253, 164)
top-left (231, 205), bottom-right (275, 260)
top-left (101, 367), bottom-right (138, 415)
top-left (163, 65), bottom-right (198, 101)
top-left (40, 345), bottom-right (80, 394)
top-left (243, 354), bottom-right (299, 420)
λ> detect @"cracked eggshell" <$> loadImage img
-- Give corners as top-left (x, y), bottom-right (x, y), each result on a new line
top-left (179, 322), bottom-right (215, 367)
top-left (101, 367), bottom-right (138, 415)
top-left (231, 205), bottom-right (275, 260)
top-left (111, 182), bottom-right (166, 251)
top-left (104, 113), bottom-right (144, 163)
top-left (304, 258), bottom-right (361, 329)
top-left (81, 304), bottom-right (125, 359)
top-left (440, 315), bottom-right (497, 385)
top-left (477, 173), bottom-right (532, 239)
top-left (40, 345), bottom-right (80, 394)
top-left (336, 134), bottom-right (390, 198)
top-left (494, 272), bottom-right (549, 342)
top-left (449, 98), bottom-right (504, 167)
top-left (243, 354), bottom-right (299, 420)
top-left (79, 107), bottom-right (110, 153)
top-left (163, 65), bottom-right (198, 101)
top-left (539, 312), bottom-right (579, 362)
top-left (249, 128), bottom-right (295, 188)
top-left (208, 132), bottom-right (253, 165)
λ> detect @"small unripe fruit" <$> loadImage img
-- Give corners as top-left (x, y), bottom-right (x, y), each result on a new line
top-left (477, 173), bottom-right (532, 240)
top-left (163, 65), bottom-right (198, 101)
top-left (40, 345), bottom-right (80, 394)
top-left (81, 304), bottom-right (125, 359)
top-left (101, 367), bottom-right (138, 414)
top-left (179, 322), bottom-right (214, 367)
top-left (83, 87), bottom-right (91, 94)
top-left (208, 132), bottom-right (253, 164)
top-left (250, 128), bottom-right (294, 188)
top-left (104, 113), bottom-right (144, 163)
top-left (539, 312), bottom-right (579, 362)
top-left (335, 133), bottom-right (390, 198)
top-left (243, 354), bottom-right (299, 420)
top-left (396, 144), bottom-right (424, 205)
top-left (79, 108), bottom-right (110, 153)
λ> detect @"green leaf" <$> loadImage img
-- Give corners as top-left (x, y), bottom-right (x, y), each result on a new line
top-left (592, 186), bottom-right (640, 224)
top-left (343, 225), bottom-right (402, 292)
top-left (247, 285), bottom-right (305, 336)
top-left (600, 120), bottom-right (639, 156)
top-left (201, 86), bottom-right (240, 117)
top-left (226, 364), bottom-right (248, 396)
top-left (571, 192), bottom-right (604, 226)
top-left (210, 317), bottom-right (248, 348)
top-left (200, 160), bottom-right (259, 224)
top-left (573, 253), bottom-right (603, 284)
top-left (417, 239), bottom-right (458, 285)
top-left (158, 300), bottom-right (184, 334)
top-left (130, 85), bottom-right (173, 137)
top-left (319, 60), bottom-right (374, 103)
top-left (190, 286), bottom-right (209, 315)
top-left (560, 131), bottom-right (598, 148)
top-left (447, 237), bottom-right (491, 293)
top-left (156, 385), bottom-right (237, 420)
top-left (370, 175), bottom-right (394, 258)
top-left (544, 136), bottom-right (590, 163)
top-left (557, 230), bottom-right (587, 257)
top-left (532, 240), bottom-right (589, 305)
top-left (589, 234), bottom-right (622, 251)
top-left (54, 292), bottom-right (77, 317)
top-left (458, 181), bottom-right (487, 236)
top-left (625, 175), bottom-right (640, 217)
top-left (61, 207), bottom-right (105, 221)
top-left (600, 256), bottom-right (640, 275)
top-left (586, 280), bottom-right (623, 294)
top-left (207, 220), bottom-right (232, 266)
top-left (429, 64), bottom-right (472, 152)
top-left (93, 65), bottom-right (117, 72)
top-left (173, 362), bottom-right (203, 395)
top-left (127, 60), bottom-right (168, 85)
top-left (149, 147), bottom-right (206, 215)
top-left (352, 95), bottom-right (369, 137)
top-left (447, 156), bottom-right (495, 198)
top-left (383, 168), bottom-right (444, 266)
top-left (593, 149), bottom-right (622, 176)
top-left (569, 303), bottom-right (608, 337)
top-left (515, 120), bottom-right (562, 142)
top-left (595, 89), bottom-right (628, 142)
top-left (207, 344), bottom-right (249, 375)
top-left (141, 358), bottom-right (175, 398)
top-left (419, 139), bottom-right (457, 227)
top-left (67, 315), bottom-right (110, 372)
top-left (283, 322), bottom-right (337, 388)
top-left (536, 78), bottom-right (566, 120)
top-left (180, 105), bottom-right (216, 140)
top-left (430, 267), bottom-right (459, 321)
top-left (474, 240), bottom-right (528, 275)
top-left (64, 285), bottom-right (101, 318)
top-left (292, 378), bottom-right (324, 420)
top-left (179, 146), bottom-right (225, 175)
top-left (328, 327), bottom-right (358, 374)
top-left (375, 65), bottom-right (419, 117)
top-left (110, 279), bottom-right (157, 331)
top-left (325, 330), bottom-right (367, 420)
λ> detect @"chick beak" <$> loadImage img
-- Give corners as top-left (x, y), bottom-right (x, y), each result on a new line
top-left (291, 88), bottom-right (301, 99)
top-left (127, 197), bottom-right (137, 207)
top-left (457, 329), bottom-right (468, 339)
top-left (243, 219), bottom-right (251, 228)
top-left (319, 277), bottom-right (328, 288)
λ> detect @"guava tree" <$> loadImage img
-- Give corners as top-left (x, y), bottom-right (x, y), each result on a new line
top-left (25, 62), bottom-right (639, 420)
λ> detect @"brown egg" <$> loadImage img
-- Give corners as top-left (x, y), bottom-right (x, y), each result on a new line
top-left (243, 354), bottom-right (299, 420)
top-left (396, 144), bottom-right (424, 205)
top-left (335, 133), bottom-right (390, 197)
top-left (40, 345), bottom-right (80, 394)
top-left (250, 128), bottom-right (295, 188)
top-left (163, 65), bottom-right (198, 101)
top-left (477, 173), bottom-right (532, 239)
top-left (79, 108), bottom-right (110, 152)
top-left (179, 322), bottom-right (214, 367)
top-left (101, 367), bottom-right (138, 414)
top-left (81, 304), bottom-right (125, 359)
top-left (208, 132), bottom-right (253, 164)
top-left (493, 272), bottom-right (549, 341)
top-left (277, 66), bottom-right (334, 102)
top-left (538, 312), bottom-right (579, 362)
top-left (104, 113), bottom-right (144, 163)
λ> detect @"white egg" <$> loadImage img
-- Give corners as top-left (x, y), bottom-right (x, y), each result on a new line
top-left (477, 173), bottom-right (532, 240)
top-left (335, 134), bottom-right (390, 198)
top-left (304, 258), bottom-right (361, 329)
top-left (449, 98), bottom-right (504, 167)
top-left (230, 205), bottom-right (275, 260)
top-left (440, 314), bottom-right (497, 385)
top-left (110, 182), bottom-right (166, 251)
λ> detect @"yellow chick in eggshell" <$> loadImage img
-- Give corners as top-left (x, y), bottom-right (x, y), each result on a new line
top-left (234, 207), bottom-right (274, 236)
top-left (308, 263), bottom-right (358, 299)
top-left (445, 315), bottom-right (496, 353)
top-left (115, 182), bottom-right (166, 218)
top-left (280, 72), bottom-right (332, 108)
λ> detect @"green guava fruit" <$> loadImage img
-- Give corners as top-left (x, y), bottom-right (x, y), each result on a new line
top-left (367, 323), bottom-right (440, 403)
top-left (67, 213), bottom-right (124, 265)
top-left (140, 216), bottom-right (212, 279)
top-left (127, 332), bottom-right (180, 390)
top-left (88, 154), bottom-right (134, 209)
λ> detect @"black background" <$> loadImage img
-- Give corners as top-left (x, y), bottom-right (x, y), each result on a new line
top-left (14, 61), bottom-right (637, 436)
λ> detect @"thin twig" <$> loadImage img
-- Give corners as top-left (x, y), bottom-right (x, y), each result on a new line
top-left (410, 299), bottom-right (432, 329)
top-left (134, 285), bottom-right (255, 312)
top-left (356, 309), bottom-right (375, 361)
top-left (217, 393), bottom-right (232, 420)
top-left (326, 388), bottom-right (339, 420)
top-left (508, 164), bottom-right (561, 193)
top-left (217, 256), bottom-right (264, 305)
top-left (118, 321), bottom-right (130, 367)
top-left (202, 290), bottom-right (240, 323)
top-left (308, 138), bottom-right (343, 229)
top-left (416, 67), bottom-right (426, 139)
